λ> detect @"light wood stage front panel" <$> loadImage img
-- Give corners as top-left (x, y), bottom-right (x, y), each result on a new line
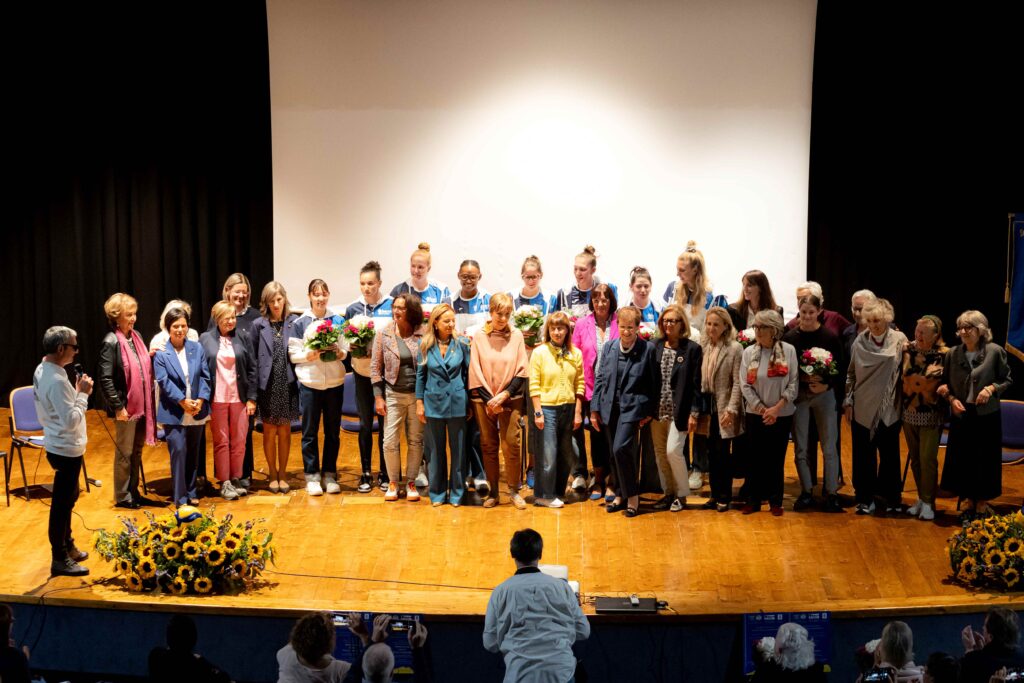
top-left (1, 408), bottom-right (1021, 619)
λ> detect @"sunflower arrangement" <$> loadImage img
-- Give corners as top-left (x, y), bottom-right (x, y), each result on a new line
top-left (948, 510), bottom-right (1024, 591)
top-left (93, 507), bottom-right (276, 595)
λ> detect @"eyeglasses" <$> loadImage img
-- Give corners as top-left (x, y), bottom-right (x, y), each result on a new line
top-left (458, 274), bottom-right (480, 282)
top-left (64, 343), bottom-right (80, 350)
top-left (957, 324), bottom-right (977, 333)
top-left (522, 274), bottom-right (540, 281)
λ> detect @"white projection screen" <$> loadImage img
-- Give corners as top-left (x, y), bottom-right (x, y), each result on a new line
top-left (267, 0), bottom-right (817, 315)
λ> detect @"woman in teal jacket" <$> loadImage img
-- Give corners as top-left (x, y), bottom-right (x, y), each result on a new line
top-left (416, 304), bottom-right (472, 506)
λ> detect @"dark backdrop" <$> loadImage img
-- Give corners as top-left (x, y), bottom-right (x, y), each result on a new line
top-left (807, 2), bottom-right (1024, 394)
top-left (4, 4), bottom-right (273, 398)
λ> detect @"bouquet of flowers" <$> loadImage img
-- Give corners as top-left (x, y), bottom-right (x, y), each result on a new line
top-left (93, 507), bottom-right (276, 595)
top-left (343, 315), bottom-right (376, 359)
top-left (305, 316), bottom-right (343, 362)
top-left (799, 347), bottom-right (838, 378)
top-left (737, 328), bottom-right (756, 348)
top-left (512, 305), bottom-right (544, 347)
top-left (948, 511), bottom-right (1024, 591)
top-left (637, 322), bottom-right (658, 341)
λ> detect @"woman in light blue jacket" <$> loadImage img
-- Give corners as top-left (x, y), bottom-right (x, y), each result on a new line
top-left (416, 304), bottom-right (471, 506)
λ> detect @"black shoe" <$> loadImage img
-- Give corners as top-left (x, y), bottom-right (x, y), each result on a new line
top-left (822, 495), bottom-right (844, 513)
top-left (51, 557), bottom-right (89, 577)
top-left (358, 473), bottom-right (372, 493)
top-left (134, 496), bottom-right (168, 508)
top-left (377, 474), bottom-right (390, 491)
top-left (652, 495), bottom-right (674, 511)
top-left (624, 507), bottom-right (639, 518)
top-left (701, 499), bottom-right (718, 510)
top-left (115, 500), bottom-right (140, 510)
top-left (607, 501), bottom-right (626, 513)
top-left (716, 502), bottom-right (730, 513)
top-left (66, 543), bottom-right (89, 562)
top-left (793, 493), bottom-right (814, 512)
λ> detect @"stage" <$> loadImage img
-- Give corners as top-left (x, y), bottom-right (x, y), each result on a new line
top-left (3, 406), bottom-right (1020, 622)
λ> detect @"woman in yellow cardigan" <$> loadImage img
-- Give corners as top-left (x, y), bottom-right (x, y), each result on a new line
top-left (529, 311), bottom-right (585, 508)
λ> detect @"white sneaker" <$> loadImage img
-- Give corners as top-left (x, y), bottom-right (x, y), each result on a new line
top-left (305, 474), bottom-right (323, 496)
top-left (918, 501), bottom-right (935, 520)
top-left (549, 497), bottom-right (565, 508)
top-left (907, 499), bottom-right (923, 516)
top-left (571, 476), bottom-right (586, 491)
top-left (535, 498), bottom-right (562, 508)
top-left (220, 481), bottom-right (239, 500)
top-left (406, 482), bottom-right (420, 502)
top-left (415, 471), bottom-right (429, 488)
top-left (855, 501), bottom-right (875, 515)
top-left (230, 478), bottom-right (248, 496)
top-left (384, 482), bottom-right (398, 501)
top-left (474, 478), bottom-right (490, 497)
top-left (323, 474), bottom-right (341, 494)
top-left (688, 470), bottom-right (704, 490)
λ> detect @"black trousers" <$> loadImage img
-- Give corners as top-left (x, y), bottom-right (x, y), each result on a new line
top-left (47, 453), bottom-right (82, 561)
top-left (851, 419), bottom-right (902, 506)
top-left (604, 407), bottom-right (642, 500)
top-left (706, 414), bottom-right (734, 503)
top-left (744, 414), bottom-right (793, 508)
top-left (354, 372), bottom-right (386, 474)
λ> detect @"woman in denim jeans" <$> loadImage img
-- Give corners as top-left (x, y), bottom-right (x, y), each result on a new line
top-left (528, 312), bottom-right (584, 508)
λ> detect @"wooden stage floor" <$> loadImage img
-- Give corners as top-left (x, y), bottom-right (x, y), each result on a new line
top-left (2, 407), bottom-right (1021, 620)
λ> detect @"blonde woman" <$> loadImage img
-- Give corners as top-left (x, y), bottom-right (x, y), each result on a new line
top-left (554, 245), bottom-right (619, 321)
top-left (699, 306), bottom-right (744, 512)
top-left (208, 272), bottom-right (261, 339)
top-left (389, 242), bottom-right (452, 319)
top-left (665, 241), bottom-right (728, 333)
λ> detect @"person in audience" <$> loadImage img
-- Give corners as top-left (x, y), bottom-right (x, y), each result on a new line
top-left (938, 310), bottom-right (1013, 519)
top-left (342, 614), bottom-right (431, 683)
top-left (0, 604), bottom-right (30, 683)
top-left (469, 293), bottom-right (528, 509)
top-left (153, 307), bottom-right (211, 508)
top-left (555, 244), bottom-right (618, 321)
top-left (649, 304), bottom-right (702, 512)
top-left (289, 278), bottom-right (347, 496)
top-left (901, 315), bottom-right (949, 521)
top-left (785, 281), bottom-right (852, 337)
top-left (571, 282), bottom-right (619, 501)
top-left (344, 261), bottom-right (393, 493)
top-left (783, 294), bottom-right (844, 513)
top-left (373, 293), bottom-right (426, 502)
top-left (200, 301), bottom-right (258, 500)
top-left (699, 306), bottom-right (745, 512)
top-left (252, 281), bottom-right (301, 493)
top-left (728, 270), bottom-right (782, 332)
top-left (417, 304), bottom-right (471, 506)
top-left (856, 621), bottom-right (924, 683)
top-left (98, 293), bottom-right (158, 509)
top-left (960, 608), bottom-right (1024, 683)
top-left (389, 242), bottom-right (452, 320)
top-left (591, 306), bottom-right (659, 517)
top-left (627, 265), bottom-right (663, 324)
top-left (750, 622), bottom-right (826, 682)
top-left (740, 310), bottom-right (798, 516)
top-left (148, 614), bottom-right (230, 683)
top-left (923, 652), bottom-right (958, 683)
top-left (845, 298), bottom-right (908, 516)
top-left (529, 311), bottom-right (585, 508)
top-left (277, 611), bottom-right (350, 682)
top-left (483, 529), bottom-right (590, 682)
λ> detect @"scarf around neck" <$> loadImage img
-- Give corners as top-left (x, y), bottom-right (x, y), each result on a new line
top-left (116, 328), bottom-right (157, 445)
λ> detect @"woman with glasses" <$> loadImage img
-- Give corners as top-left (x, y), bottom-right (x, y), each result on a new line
top-left (937, 311), bottom-right (1012, 519)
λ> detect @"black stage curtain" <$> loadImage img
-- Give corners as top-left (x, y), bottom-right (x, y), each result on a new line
top-left (808, 1), bottom-right (1024, 394)
top-left (5, 4), bottom-right (273, 399)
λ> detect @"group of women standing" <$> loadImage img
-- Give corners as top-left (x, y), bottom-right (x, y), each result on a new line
top-left (93, 241), bottom-right (1013, 520)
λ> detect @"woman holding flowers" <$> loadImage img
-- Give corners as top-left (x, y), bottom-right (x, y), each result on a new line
top-left (469, 293), bottom-right (529, 509)
top-left (288, 279), bottom-right (347, 497)
top-left (416, 304), bottom-right (471, 506)
top-left (344, 261), bottom-right (393, 493)
top-left (844, 298), bottom-right (908, 515)
top-left (900, 315), bottom-right (948, 521)
top-left (783, 294), bottom-right (844, 513)
top-left (372, 293), bottom-right (425, 502)
top-left (740, 309), bottom-right (798, 515)
top-left (938, 310), bottom-right (1013, 519)
top-left (529, 311), bottom-right (584, 508)
top-left (251, 281), bottom-right (300, 493)
top-left (649, 304), bottom-right (702, 512)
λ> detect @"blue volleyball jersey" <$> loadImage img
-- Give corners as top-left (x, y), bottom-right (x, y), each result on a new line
top-left (631, 298), bottom-right (663, 324)
top-left (661, 281), bottom-right (728, 311)
top-left (511, 290), bottom-right (556, 317)
top-left (452, 290), bottom-right (491, 335)
top-left (553, 278), bottom-right (618, 320)
top-left (343, 296), bottom-right (394, 324)
top-left (389, 279), bottom-right (452, 317)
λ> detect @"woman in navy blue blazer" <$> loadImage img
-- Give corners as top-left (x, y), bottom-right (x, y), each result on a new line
top-left (250, 282), bottom-right (301, 493)
top-left (153, 307), bottom-right (211, 508)
top-left (416, 304), bottom-right (472, 506)
top-left (590, 306), bottom-right (659, 517)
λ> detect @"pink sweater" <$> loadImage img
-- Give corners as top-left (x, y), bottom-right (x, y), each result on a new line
top-left (468, 327), bottom-right (528, 396)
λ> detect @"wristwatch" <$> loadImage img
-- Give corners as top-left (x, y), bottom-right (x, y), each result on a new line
top-left (534, 410), bottom-right (543, 418)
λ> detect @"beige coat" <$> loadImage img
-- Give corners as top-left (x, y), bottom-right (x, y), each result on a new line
top-left (703, 340), bottom-right (745, 439)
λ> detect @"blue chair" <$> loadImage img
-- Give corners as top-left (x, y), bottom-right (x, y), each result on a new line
top-left (341, 377), bottom-right (380, 435)
top-left (1002, 400), bottom-right (1024, 464)
top-left (7, 386), bottom-right (91, 505)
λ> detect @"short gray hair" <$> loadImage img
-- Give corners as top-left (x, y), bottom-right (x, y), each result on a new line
top-left (42, 326), bottom-right (77, 354)
top-left (796, 281), bottom-right (824, 303)
top-left (753, 309), bottom-right (785, 342)
top-left (775, 623), bottom-right (816, 672)
top-left (851, 289), bottom-right (876, 303)
top-left (956, 310), bottom-right (992, 343)
top-left (362, 642), bottom-right (395, 683)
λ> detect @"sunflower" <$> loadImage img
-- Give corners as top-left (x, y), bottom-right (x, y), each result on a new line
top-left (182, 541), bottom-right (201, 560)
top-left (169, 526), bottom-right (188, 542)
top-left (116, 558), bottom-right (133, 575)
top-left (194, 576), bottom-right (213, 594)
top-left (228, 529), bottom-right (244, 542)
top-left (163, 542), bottom-right (182, 561)
top-left (170, 577), bottom-right (188, 595)
top-left (1003, 567), bottom-right (1021, 588)
top-left (125, 572), bottom-right (144, 591)
top-left (196, 530), bottom-right (216, 547)
top-left (976, 532), bottom-right (992, 547)
top-left (138, 558), bottom-right (157, 579)
top-left (1015, 511), bottom-right (1024, 526)
top-left (1006, 538), bottom-right (1024, 556)
top-left (959, 556), bottom-right (979, 580)
top-left (222, 536), bottom-right (240, 552)
top-left (206, 545), bottom-right (227, 567)
top-left (231, 558), bottom-right (248, 576)
top-left (985, 548), bottom-right (1007, 569)
top-left (140, 544), bottom-right (154, 558)
top-left (177, 565), bottom-right (195, 582)
top-left (149, 530), bottom-right (165, 544)
top-left (129, 537), bottom-right (142, 551)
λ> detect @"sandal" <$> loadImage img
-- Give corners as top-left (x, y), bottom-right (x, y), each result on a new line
top-left (624, 507), bottom-right (638, 518)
